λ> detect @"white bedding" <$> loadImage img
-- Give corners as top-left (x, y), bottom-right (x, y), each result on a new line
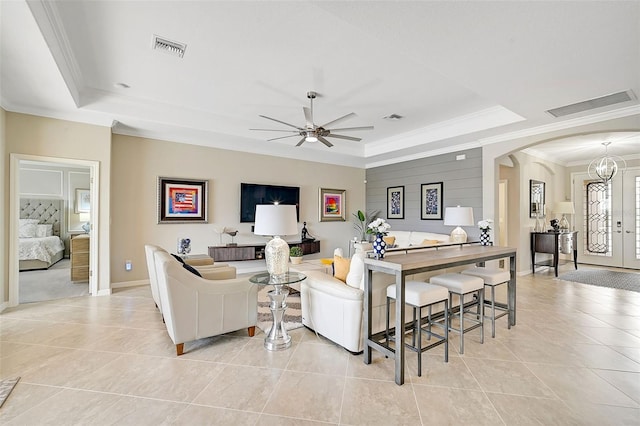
top-left (19, 236), bottom-right (65, 263)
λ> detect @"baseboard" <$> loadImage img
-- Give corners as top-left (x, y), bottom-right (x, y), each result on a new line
top-left (0, 301), bottom-right (9, 313)
top-left (111, 279), bottom-right (150, 289)
top-left (96, 288), bottom-right (112, 296)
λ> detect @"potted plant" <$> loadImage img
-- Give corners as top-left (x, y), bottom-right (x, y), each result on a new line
top-left (352, 209), bottom-right (380, 242)
top-left (289, 246), bottom-right (303, 264)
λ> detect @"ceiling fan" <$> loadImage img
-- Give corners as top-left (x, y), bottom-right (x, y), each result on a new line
top-left (250, 91), bottom-right (374, 147)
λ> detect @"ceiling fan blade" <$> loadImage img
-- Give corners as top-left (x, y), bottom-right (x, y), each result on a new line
top-left (317, 136), bottom-right (334, 147)
top-left (320, 112), bottom-right (356, 129)
top-left (303, 107), bottom-right (313, 128)
top-left (295, 137), bottom-right (306, 147)
top-left (250, 128), bottom-right (299, 132)
top-left (326, 133), bottom-right (362, 142)
top-left (329, 126), bottom-right (374, 132)
top-left (267, 134), bottom-right (300, 141)
top-left (259, 115), bottom-right (303, 130)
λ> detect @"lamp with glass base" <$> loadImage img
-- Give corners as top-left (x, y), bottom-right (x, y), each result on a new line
top-left (253, 204), bottom-right (298, 279)
top-left (554, 201), bottom-right (575, 231)
top-left (443, 206), bottom-right (474, 243)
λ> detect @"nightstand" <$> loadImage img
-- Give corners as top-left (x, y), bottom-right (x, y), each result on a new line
top-left (71, 234), bottom-right (90, 282)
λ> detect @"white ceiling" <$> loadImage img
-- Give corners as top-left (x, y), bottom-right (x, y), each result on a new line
top-left (2, 1), bottom-right (639, 168)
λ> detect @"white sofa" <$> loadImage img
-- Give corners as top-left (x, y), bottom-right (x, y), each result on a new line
top-left (154, 251), bottom-right (258, 355)
top-left (301, 231), bottom-right (472, 353)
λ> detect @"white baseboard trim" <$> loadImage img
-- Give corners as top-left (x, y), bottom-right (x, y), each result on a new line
top-left (0, 301), bottom-right (9, 313)
top-left (96, 288), bottom-right (112, 296)
top-left (111, 279), bottom-right (150, 289)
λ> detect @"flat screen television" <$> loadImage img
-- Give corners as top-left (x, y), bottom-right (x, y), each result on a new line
top-left (240, 183), bottom-right (300, 223)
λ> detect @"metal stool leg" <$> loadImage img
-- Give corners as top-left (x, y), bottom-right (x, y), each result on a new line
top-left (479, 289), bottom-right (484, 344)
top-left (385, 296), bottom-right (391, 346)
top-left (444, 299), bottom-right (449, 363)
top-left (417, 306), bottom-right (422, 376)
top-left (491, 285), bottom-right (496, 338)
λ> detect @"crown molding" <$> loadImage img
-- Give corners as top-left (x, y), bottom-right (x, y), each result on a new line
top-left (26, 0), bottom-right (83, 107)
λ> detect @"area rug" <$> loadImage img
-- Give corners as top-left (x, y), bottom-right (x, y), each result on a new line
top-left (0, 377), bottom-right (20, 408)
top-left (19, 259), bottom-right (89, 304)
top-left (256, 286), bottom-right (303, 334)
top-left (558, 269), bottom-right (640, 292)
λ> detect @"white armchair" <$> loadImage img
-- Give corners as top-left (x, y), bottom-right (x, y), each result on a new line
top-left (144, 244), bottom-right (235, 315)
top-left (154, 251), bottom-right (258, 355)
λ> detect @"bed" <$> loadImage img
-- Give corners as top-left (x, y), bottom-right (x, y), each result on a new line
top-left (19, 199), bottom-right (66, 271)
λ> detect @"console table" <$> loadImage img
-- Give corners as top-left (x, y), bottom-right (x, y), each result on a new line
top-left (209, 240), bottom-right (320, 262)
top-left (531, 231), bottom-right (578, 277)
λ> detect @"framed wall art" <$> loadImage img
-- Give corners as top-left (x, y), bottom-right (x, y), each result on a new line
top-left (387, 186), bottom-right (404, 219)
top-left (75, 188), bottom-right (91, 213)
top-left (319, 188), bottom-right (346, 222)
top-left (421, 182), bottom-right (443, 220)
top-left (157, 177), bottom-right (208, 223)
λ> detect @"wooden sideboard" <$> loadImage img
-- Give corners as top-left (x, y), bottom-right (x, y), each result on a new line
top-left (209, 240), bottom-right (320, 262)
top-left (531, 231), bottom-right (578, 277)
top-left (70, 234), bottom-right (90, 282)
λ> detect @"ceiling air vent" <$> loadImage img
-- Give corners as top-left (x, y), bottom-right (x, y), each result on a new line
top-left (152, 35), bottom-right (186, 58)
top-left (546, 90), bottom-right (636, 118)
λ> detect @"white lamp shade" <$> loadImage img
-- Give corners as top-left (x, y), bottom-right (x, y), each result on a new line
top-left (254, 204), bottom-right (298, 236)
top-left (554, 202), bottom-right (575, 215)
top-left (443, 206), bottom-right (474, 226)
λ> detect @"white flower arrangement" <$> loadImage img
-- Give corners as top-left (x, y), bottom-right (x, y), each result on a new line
top-left (366, 217), bottom-right (391, 235)
top-left (478, 219), bottom-right (493, 231)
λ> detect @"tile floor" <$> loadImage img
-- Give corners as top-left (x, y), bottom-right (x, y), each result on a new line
top-left (1, 264), bottom-right (639, 425)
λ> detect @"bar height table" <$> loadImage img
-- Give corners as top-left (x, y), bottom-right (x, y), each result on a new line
top-left (363, 245), bottom-right (517, 385)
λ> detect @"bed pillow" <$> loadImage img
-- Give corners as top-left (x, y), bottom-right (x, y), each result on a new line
top-left (36, 224), bottom-right (53, 238)
top-left (19, 219), bottom-right (39, 238)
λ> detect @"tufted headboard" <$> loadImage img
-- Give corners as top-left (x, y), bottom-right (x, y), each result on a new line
top-left (20, 198), bottom-right (62, 236)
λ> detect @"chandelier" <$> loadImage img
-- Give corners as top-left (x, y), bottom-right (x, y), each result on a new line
top-left (587, 142), bottom-right (627, 182)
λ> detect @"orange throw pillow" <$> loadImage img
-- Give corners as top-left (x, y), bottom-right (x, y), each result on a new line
top-left (333, 255), bottom-right (350, 283)
top-left (383, 236), bottom-right (396, 246)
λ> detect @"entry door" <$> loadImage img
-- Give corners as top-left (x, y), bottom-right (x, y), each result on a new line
top-left (573, 167), bottom-right (640, 269)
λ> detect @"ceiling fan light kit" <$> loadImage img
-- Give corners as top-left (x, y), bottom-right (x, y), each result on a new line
top-left (251, 91), bottom-right (374, 148)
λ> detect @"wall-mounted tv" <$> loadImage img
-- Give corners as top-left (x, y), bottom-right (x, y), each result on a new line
top-left (240, 183), bottom-right (300, 223)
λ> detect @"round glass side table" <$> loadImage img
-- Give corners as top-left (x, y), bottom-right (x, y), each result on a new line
top-left (249, 271), bottom-right (307, 350)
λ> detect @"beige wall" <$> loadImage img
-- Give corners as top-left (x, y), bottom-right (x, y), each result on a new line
top-left (111, 135), bottom-right (366, 284)
top-left (1, 108), bottom-right (6, 304)
top-left (4, 112), bottom-right (112, 298)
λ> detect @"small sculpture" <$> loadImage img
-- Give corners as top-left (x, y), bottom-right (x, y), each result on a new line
top-left (177, 238), bottom-right (191, 256)
top-left (301, 221), bottom-right (315, 241)
top-left (224, 228), bottom-right (238, 246)
top-left (550, 219), bottom-right (560, 232)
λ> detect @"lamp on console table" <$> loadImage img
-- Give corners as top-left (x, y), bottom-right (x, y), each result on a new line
top-left (444, 206), bottom-right (474, 243)
top-left (254, 204), bottom-right (298, 279)
top-left (554, 201), bottom-right (575, 231)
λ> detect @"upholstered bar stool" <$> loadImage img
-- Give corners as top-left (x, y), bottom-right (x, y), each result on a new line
top-left (429, 273), bottom-right (484, 355)
top-left (385, 281), bottom-right (449, 376)
top-left (462, 267), bottom-right (511, 338)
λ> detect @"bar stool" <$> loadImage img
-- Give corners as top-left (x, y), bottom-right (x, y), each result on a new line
top-left (385, 281), bottom-right (449, 376)
top-left (462, 267), bottom-right (511, 338)
top-left (429, 273), bottom-right (484, 355)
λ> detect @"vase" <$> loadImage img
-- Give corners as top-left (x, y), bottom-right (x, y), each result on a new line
top-left (480, 229), bottom-right (491, 246)
top-left (372, 233), bottom-right (386, 259)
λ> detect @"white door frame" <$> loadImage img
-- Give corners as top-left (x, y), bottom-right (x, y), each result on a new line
top-left (9, 154), bottom-right (100, 306)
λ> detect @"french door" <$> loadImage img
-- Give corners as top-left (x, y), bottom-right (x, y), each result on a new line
top-left (573, 167), bottom-right (640, 270)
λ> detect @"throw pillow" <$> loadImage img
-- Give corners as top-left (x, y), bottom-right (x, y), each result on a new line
top-left (19, 223), bottom-right (38, 238)
top-left (383, 236), bottom-right (396, 246)
top-left (171, 253), bottom-right (186, 264)
top-left (345, 253), bottom-right (365, 289)
top-left (182, 262), bottom-right (202, 277)
top-left (333, 255), bottom-right (350, 283)
top-left (35, 224), bottom-right (53, 238)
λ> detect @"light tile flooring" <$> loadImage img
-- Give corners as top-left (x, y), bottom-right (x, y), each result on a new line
top-left (1, 264), bottom-right (640, 425)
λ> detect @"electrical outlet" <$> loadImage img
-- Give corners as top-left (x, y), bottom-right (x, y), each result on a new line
top-left (125, 260), bottom-right (132, 271)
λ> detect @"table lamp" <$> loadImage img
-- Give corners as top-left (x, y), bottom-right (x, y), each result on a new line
top-left (444, 206), bottom-right (474, 243)
top-left (554, 201), bottom-right (575, 231)
top-left (253, 204), bottom-right (298, 278)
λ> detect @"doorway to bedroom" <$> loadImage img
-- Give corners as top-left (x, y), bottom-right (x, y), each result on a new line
top-left (11, 156), bottom-right (98, 304)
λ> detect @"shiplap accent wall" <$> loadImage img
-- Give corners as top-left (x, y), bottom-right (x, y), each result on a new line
top-left (366, 148), bottom-right (483, 239)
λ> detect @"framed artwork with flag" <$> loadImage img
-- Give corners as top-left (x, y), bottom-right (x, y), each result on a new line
top-left (319, 188), bottom-right (346, 222)
top-left (158, 177), bottom-right (208, 223)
